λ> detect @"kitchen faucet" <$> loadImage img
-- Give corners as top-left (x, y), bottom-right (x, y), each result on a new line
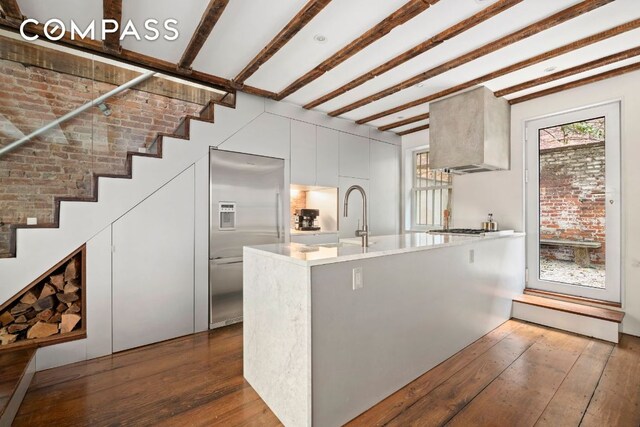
top-left (343, 185), bottom-right (368, 247)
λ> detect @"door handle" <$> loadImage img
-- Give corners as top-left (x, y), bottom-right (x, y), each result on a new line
top-left (212, 257), bottom-right (243, 265)
top-left (276, 192), bottom-right (281, 240)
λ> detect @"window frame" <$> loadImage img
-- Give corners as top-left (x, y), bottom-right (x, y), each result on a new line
top-left (411, 149), bottom-right (452, 231)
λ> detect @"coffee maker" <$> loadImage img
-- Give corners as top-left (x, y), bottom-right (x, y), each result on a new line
top-left (294, 209), bottom-right (320, 231)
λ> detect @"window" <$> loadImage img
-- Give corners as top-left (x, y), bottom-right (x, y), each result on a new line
top-left (412, 150), bottom-right (452, 229)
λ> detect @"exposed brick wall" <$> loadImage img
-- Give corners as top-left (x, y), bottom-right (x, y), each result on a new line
top-left (290, 189), bottom-right (307, 229)
top-left (0, 59), bottom-right (203, 257)
top-left (539, 141), bottom-right (606, 264)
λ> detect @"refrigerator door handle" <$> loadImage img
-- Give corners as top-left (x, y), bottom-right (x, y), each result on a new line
top-left (212, 256), bottom-right (243, 265)
top-left (276, 192), bottom-right (281, 240)
top-left (219, 260), bottom-right (243, 265)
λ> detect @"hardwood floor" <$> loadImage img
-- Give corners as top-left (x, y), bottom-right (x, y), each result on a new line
top-left (0, 348), bottom-right (35, 417)
top-left (13, 320), bottom-right (640, 426)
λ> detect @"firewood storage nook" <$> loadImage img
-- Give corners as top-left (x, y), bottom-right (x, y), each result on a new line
top-left (0, 246), bottom-right (86, 351)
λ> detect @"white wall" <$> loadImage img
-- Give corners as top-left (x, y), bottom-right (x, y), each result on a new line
top-left (403, 70), bottom-right (640, 336)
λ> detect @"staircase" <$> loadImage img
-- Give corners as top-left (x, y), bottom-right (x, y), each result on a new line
top-left (512, 294), bottom-right (624, 343)
top-left (6, 99), bottom-right (219, 259)
top-left (0, 89), bottom-right (267, 314)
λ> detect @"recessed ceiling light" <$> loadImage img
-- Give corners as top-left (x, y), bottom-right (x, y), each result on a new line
top-left (397, 116), bottom-right (405, 119)
top-left (313, 34), bottom-right (327, 43)
top-left (544, 66), bottom-right (558, 73)
top-left (415, 83), bottom-right (424, 88)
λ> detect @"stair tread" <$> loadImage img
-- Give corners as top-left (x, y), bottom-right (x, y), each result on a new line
top-left (0, 348), bottom-right (36, 416)
top-left (513, 294), bottom-right (624, 323)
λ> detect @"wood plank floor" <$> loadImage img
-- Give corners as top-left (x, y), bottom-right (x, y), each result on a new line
top-left (0, 348), bottom-right (35, 417)
top-left (13, 320), bottom-right (640, 426)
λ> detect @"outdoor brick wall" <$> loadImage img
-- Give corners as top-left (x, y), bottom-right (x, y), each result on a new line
top-left (539, 141), bottom-right (606, 264)
top-left (0, 59), bottom-right (203, 257)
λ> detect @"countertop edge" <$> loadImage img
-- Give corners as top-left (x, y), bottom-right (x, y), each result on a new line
top-left (290, 230), bottom-right (339, 236)
top-left (245, 233), bottom-right (526, 267)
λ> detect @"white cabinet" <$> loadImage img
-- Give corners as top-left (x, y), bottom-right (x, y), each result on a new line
top-left (291, 121), bottom-right (317, 186)
top-left (218, 113), bottom-right (290, 160)
top-left (112, 166), bottom-right (195, 352)
top-left (291, 122), bottom-right (340, 188)
top-left (339, 133), bottom-right (370, 179)
top-left (369, 141), bottom-right (400, 236)
top-left (316, 127), bottom-right (339, 187)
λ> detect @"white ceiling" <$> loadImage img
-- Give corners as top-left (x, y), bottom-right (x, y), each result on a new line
top-left (120, 0), bottom-right (211, 63)
top-left (16, 0), bottom-right (640, 132)
top-left (19, 0), bottom-right (103, 29)
top-left (191, 0), bottom-right (309, 77)
top-left (242, 0), bottom-right (407, 90)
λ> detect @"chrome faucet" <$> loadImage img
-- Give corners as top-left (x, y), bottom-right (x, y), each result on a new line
top-left (343, 185), bottom-right (369, 247)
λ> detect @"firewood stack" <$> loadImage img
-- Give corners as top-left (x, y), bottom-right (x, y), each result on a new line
top-left (0, 254), bottom-right (82, 347)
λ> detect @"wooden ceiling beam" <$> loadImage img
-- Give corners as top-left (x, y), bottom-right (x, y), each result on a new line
top-left (233, 0), bottom-right (332, 86)
top-left (397, 124), bottom-right (430, 136)
top-left (509, 62), bottom-right (640, 105)
top-left (234, 84), bottom-right (278, 99)
top-left (0, 19), bottom-right (238, 96)
top-left (378, 113), bottom-right (429, 132)
top-left (0, 0), bottom-right (23, 21)
top-left (0, 35), bottom-right (229, 105)
top-left (356, 17), bottom-right (640, 124)
top-left (331, 0), bottom-right (614, 118)
top-left (496, 46), bottom-right (640, 98)
top-left (102, 0), bottom-right (122, 53)
top-left (275, 0), bottom-right (436, 101)
top-left (304, 0), bottom-right (522, 110)
top-left (178, 0), bottom-right (229, 71)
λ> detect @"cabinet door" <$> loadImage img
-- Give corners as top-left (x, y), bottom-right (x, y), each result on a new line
top-left (218, 113), bottom-right (290, 160)
top-left (316, 127), bottom-right (339, 187)
top-left (291, 120), bottom-right (316, 186)
top-left (339, 133), bottom-right (370, 179)
top-left (370, 141), bottom-right (400, 236)
top-left (291, 233), bottom-right (339, 245)
top-left (112, 166), bottom-right (195, 352)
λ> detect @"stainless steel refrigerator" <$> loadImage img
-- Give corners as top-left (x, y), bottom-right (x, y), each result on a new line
top-left (209, 149), bottom-right (285, 328)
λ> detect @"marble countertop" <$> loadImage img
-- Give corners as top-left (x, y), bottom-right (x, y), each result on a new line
top-left (245, 231), bottom-right (525, 267)
top-left (290, 229), bottom-right (338, 235)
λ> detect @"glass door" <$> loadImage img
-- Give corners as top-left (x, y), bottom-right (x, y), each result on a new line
top-left (525, 102), bottom-right (620, 302)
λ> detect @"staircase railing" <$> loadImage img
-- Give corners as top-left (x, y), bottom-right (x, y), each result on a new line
top-left (0, 71), bottom-right (156, 157)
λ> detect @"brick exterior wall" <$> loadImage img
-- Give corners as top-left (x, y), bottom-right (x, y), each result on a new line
top-left (0, 59), bottom-right (203, 257)
top-left (539, 141), bottom-right (606, 264)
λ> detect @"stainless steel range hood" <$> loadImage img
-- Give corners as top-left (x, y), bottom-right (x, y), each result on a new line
top-left (429, 86), bottom-right (510, 174)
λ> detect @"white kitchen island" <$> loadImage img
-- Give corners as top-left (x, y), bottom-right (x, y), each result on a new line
top-left (243, 232), bottom-right (525, 427)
